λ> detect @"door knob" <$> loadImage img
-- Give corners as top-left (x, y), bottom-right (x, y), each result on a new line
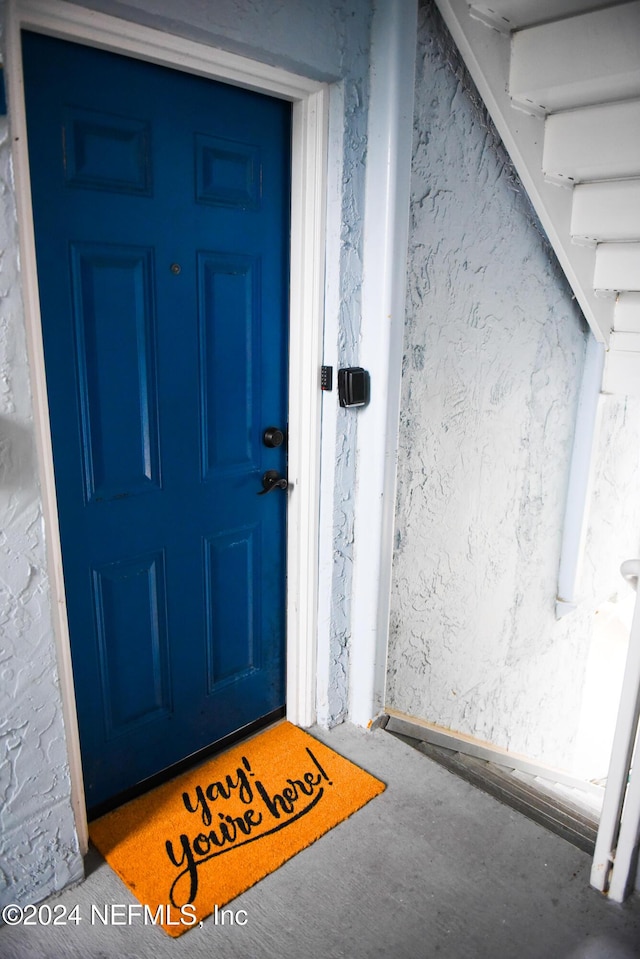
top-left (258, 470), bottom-right (288, 495)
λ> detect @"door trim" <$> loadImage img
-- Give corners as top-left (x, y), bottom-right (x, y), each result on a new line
top-left (6, 0), bottom-right (327, 853)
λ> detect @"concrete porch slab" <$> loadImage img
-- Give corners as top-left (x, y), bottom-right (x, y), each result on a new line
top-left (1, 723), bottom-right (638, 958)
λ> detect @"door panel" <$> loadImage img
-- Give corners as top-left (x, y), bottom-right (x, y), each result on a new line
top-left (22, 31), bottom-right (291, 810)
top-left (70, 243), bottom-right (161, 500)
top-left (93, 551), bottom-right (171, 735)
top-left (198, 252), bottom-right (258, 475)
top-left (204, 527), bottom-right (259, 685)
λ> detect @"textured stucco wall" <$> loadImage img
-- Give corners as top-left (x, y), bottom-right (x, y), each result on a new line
top-left (0, 86), bottom-right (84, 907)
top-left (386, 1), bottom-right (619, 771)
top-left (67, 0), bottom-right (359, 81)
top-left (1, 0), bottom-right (372, 906)
top-left (313, 9), bottom-right (371, 727)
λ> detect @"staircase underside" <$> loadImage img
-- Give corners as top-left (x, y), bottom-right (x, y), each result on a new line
top-left (435, 0), bottom-right (640, 395)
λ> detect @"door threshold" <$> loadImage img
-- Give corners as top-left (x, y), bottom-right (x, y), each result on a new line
top-left (87, 706), bottom-right (286, 822)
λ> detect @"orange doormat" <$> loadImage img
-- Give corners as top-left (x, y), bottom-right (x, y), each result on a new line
top-left (89, 721), bottom-right (385, 937)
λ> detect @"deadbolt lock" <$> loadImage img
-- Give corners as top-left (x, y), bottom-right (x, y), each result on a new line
top-left (263, 426), bottom-right (285, 448)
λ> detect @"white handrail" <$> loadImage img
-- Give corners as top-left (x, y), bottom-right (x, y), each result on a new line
top-left (620, 558), bottom-right (640, 591)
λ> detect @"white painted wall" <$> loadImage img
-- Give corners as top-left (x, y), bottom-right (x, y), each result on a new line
top-left (0, 67), bottom-right (84, 904)
top-left (386, 1), bottom-right (640, 772)
top-left (0, 0), bottom-right (374, 907)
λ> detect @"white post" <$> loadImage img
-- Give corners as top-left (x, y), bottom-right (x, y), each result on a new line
top-left (591, 559), bottom-right (640, 897)
top-left (349, 0), bottom-right (417, 726)
top-left (608, 732), bottom-right (640, 901)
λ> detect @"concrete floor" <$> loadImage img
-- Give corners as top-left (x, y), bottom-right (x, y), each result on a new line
top-left (2, 723), bottom-right (639, 959)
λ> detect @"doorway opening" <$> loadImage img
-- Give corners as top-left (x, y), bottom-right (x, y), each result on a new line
top-left (7, 0), bottom-right (327, 850)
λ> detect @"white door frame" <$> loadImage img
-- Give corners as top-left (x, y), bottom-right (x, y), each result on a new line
top-left (5, 0), bottom-right (327, 853)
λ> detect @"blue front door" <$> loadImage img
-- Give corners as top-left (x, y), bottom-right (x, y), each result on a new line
top-left (22, 32), bottom-right (290, 811)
